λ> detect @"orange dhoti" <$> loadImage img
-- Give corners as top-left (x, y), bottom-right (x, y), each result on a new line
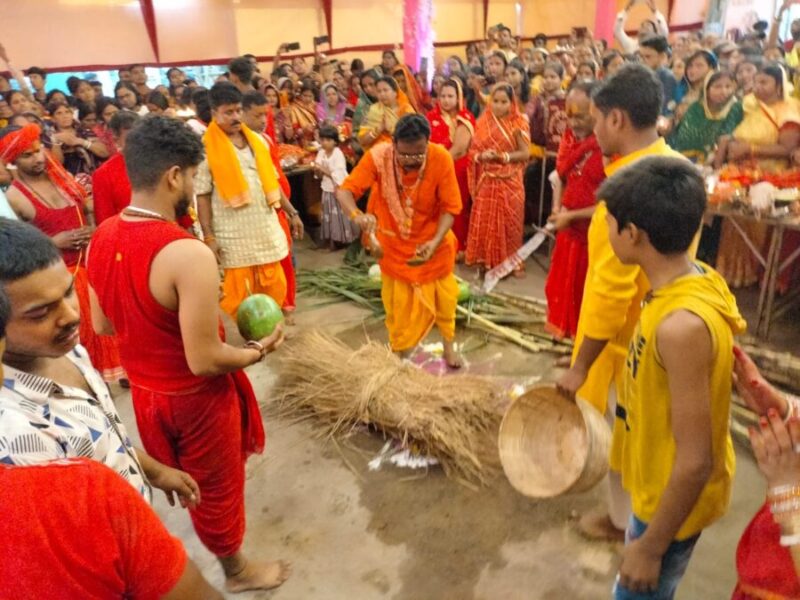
top-left (220, 262), bottom-right (287, 318)
top-left (381, 272), bottom-right (459, 352)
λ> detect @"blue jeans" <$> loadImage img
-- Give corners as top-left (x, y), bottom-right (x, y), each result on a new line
top-left (612, 515), bottom-right (700, 600)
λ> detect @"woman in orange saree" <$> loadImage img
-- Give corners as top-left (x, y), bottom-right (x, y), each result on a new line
top-left (358, 76), bottom-right (415, 150)
top-left (465, 83), bottom-right (531, 275)
top-left (281, 83), bottom-right (318, 146)
top-left (392, 64), bottom-right (432, 113)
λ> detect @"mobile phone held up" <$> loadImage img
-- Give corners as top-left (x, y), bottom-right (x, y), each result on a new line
top-left (313, 35), bottom-right (330, 47)
top-left (286, 42), bottom-right (301, 52)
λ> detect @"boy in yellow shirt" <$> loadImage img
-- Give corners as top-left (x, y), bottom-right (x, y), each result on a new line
top-left (601, 156), bottom-right (746, 598)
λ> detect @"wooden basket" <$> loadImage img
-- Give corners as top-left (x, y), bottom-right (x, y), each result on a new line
top-left (498, 386), bottom-right (611, 498)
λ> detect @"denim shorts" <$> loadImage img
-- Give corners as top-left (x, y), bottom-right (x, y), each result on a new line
top-left (612, 515), bottom-right (701, 600)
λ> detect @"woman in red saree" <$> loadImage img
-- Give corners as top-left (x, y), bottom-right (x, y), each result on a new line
top-left (544, 82), bottom-right (604, 340)
top-left (426, 77), bottom-right (475, 257)
top-left (465, 83), bottom-right (530, 275)
top-left (731, 348), bottom-right (800, 599)
top-left (393, 64), bottom-right (432, 113)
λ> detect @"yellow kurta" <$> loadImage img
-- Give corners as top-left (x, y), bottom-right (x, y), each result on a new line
top-left (618, 264), bottom-right (746, 539)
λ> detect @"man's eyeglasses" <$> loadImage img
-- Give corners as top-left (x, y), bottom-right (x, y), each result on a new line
top-left (397, 152), bottom-right (426, 161)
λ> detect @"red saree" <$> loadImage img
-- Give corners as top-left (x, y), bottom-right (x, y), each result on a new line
top-left (465, 108), bottom-right (529, 269)
top-left (426, 104), bottom-right (475, 252)
top-left (544, 129), bottom-right (604, 339)
top-left (733, 503), bottom-right (800, 599)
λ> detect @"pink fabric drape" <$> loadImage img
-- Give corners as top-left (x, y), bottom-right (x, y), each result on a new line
top-left (593, 0), bottom-right (616, 46)
top-left (403, 0), bottom-right (434, 75)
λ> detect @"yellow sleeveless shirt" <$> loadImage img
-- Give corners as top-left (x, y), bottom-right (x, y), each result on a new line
top-left (618, 263), bottom-right (746, 540)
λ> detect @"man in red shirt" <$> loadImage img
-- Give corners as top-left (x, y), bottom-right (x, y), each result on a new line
top-left (87, 116), bottom-right (291, 593)
top-left (92, 111), bottom-right (139, 224)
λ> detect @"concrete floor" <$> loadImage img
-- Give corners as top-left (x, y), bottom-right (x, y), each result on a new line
top-left (112, 240), bottom-right (783, 600)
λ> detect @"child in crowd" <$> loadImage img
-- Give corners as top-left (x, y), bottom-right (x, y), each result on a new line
top-left (544, 81), bottom-right (604, 340)
top-left (601, 156), bottom-right (746, 599)
top-left (314, 125), bottom-right (358, 249)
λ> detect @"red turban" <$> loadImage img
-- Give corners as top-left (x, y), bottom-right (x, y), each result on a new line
top-left (0, 122), bottom-right (87, 205)
top-left (0, 123), bottom-right (41, 164)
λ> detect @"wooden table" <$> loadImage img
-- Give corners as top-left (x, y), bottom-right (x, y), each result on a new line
top-left (707, 205), bottom-right (800, 339)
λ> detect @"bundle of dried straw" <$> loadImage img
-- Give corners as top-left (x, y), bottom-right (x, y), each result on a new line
top-left (273, 330), bottom-right (505, 487)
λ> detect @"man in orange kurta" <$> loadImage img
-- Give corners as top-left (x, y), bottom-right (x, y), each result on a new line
top-left (337, 114), bottom-right (464, 367)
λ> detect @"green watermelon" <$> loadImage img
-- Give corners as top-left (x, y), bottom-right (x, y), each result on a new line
top-left (237, 294), bottom-right (284, 341)
top-left (457, 280), bottom-right (471, 303)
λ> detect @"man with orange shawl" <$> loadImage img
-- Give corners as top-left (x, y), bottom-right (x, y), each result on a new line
top-left (336, 114), bottom-right (464, 368)
top-left (0, 123), bottom-right (126, 383)
top-left (196, 83), bottom-right (289, 318)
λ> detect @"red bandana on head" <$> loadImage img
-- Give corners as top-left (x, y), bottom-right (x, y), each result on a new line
top-left (0, 123), bottom-right (87, 205)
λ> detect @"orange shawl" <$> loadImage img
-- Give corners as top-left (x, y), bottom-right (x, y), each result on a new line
top-left (203, 121), bottom-right (281, 208)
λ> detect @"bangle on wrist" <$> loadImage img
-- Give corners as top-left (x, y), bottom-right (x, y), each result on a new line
top-left (349, 208), bottom-right (364, 221)
top-left (203, 234), bottom-right (216, 244)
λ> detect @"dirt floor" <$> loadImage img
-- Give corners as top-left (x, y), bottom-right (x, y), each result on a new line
top-left (111, 239), bottom-right (793, 600)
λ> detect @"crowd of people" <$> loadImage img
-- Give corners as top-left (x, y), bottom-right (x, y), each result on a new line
top-left (1, 0), bottom-right (800, 596)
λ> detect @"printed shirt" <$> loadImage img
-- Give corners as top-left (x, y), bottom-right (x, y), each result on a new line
top-left (195, 141), bottom-right (289, 269)
top-left (0, 345), bottom-right (151, 503)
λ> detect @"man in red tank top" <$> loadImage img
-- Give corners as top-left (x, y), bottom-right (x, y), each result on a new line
top-left (87, 116), bottom-right (291, 593)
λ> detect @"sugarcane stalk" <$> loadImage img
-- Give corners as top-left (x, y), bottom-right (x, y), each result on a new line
top-left (456, 305), bottom-right (546, 352)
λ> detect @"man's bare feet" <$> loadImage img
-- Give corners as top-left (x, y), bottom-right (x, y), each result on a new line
top-left (576, 511), bottom-right (625, 543)
top-left (224, 559), bottom-right (292, 593)
top-left (443, 340), bottom-right (463, 369)
top-left (283, 311), bottom-right (296, 326)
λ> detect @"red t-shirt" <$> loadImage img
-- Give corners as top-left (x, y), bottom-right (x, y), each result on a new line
top-left (92, 153), bottom-right (132, 225)
top-left (0, 459), bottom-right (187, 599)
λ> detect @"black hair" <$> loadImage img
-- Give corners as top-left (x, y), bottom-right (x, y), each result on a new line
top-left (361, 69), bottom-right (380, 84)
top-left (393, 113), bottom-right (430, 143)
top-left (243, 53), bottom-right (257, 61)
top-left (94, 96), bottom-right (118, 119)
top-left (705, 70), bottom-right (736, 93)
top-left (115, 81), bottom-right (142, 105)
top-left (499, 25), bottom-right (512, 35)
top-left (505, 59), bottom-right (530, 104)
top-left (146, 90), bottom-right (169, 111)
top-left (242, 90), bottom-right (267, 110)
top-left (46, 99), bottom-right (71, 118)
top-left (491, 82), bottom-right (516, 104)
top-left (76, 101), bottom-right (96, 121)
top-left (591, 63), bottom-right (662, 130)
top-left (568, 79), bottom-right (599, 98)
top-left (25, 66), bottom-right (46, 78)
top-left (543, 61), bottom-right (565, 78)
top-left (534, 33), bottom-right (548, 43)
top-left (318, 124), bottom-right (340, 143)
top-left (130, 63), bottom-right (145, 72)
top-left (735, 56), bottom-right (763, 76)
top-left (376, 76), bottom-right (399, 93)
top-left (2, 90), bottom-right (25, 105)
top-left (0, 284), bottom-right (9, 339)
top-left (208, 82), bottom-right (242, 109)
top-left (601, 156), bottom-right (705, 255)
top-left (229, 56), bottom-right (256, 85)
top-left (0, 217), bottom-right (62, 283)
top-left (66, 76), bottom-right (81, 95)
top-left (685, 49), bottom-right (718, 76)
top-left (118, 66), bottom-right (131, 75)
top-left (489, 51), bottom-right (509, 69)
top-left (577, 61), bottom-right (598, 76)
top-left (166, 67), bottom-right (183, 79)
top-left (109, 110), bottom-right (140, 136)
top-left (447, 55), bottom-right (466, 73)
top-left (191, 87), bottom-right (211, 123)
top-left (124, 115), bottom-right (204, 191)
top-left (758, 62), bottom-right (786, 94)
top-left (351, 58), bottom-right (365, 73)
top-left (383, 50), bottom-right (399, 62)
top-left (45, 89), bottom-right (68, 105)
top-left (76, 79), bottom-right (93, 93)
top-left (178, 85), bottom-right (193, 107)
top-left (640, 34), bottom-right (670, 55)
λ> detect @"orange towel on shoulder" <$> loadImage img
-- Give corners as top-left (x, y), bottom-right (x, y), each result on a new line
top-left (203, 121), bottom-right (281, 208)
